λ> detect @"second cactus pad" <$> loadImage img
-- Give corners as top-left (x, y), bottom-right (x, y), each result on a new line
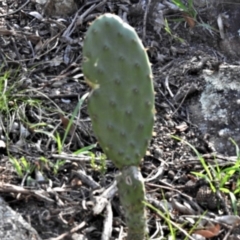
top-left (83, 13), bottom-right (154, 169)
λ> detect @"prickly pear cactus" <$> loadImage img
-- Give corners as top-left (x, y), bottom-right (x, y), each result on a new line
top-left (82, 13), bottom-right (154, 169)
top-left (116, 166), bottom-right (148, 239)
top-left (82, 13), bottom-right (154, 240)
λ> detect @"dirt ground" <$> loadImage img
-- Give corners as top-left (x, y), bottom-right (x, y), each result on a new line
top-left (1, 0), bottom-right (240, 239)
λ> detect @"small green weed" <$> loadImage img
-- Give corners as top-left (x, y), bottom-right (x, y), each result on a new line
top-left (172, 136), bottom-right (215, 191)
top-left (74, 143), bottom-right (107, 174)
top-left (39, 156), bottom-right (66, 176)
top-left (0, 70), bottom-right (12, 112)
top-left (144, 200), bottom-right (197, 239)
top-left (164, 18), bottom-right (185, 43)
top-left (10, 156), bottom-right (35, 178)
top-left (169, 0), bottom-right (218, 36)
top-left (60, 92), bottom-right (89, 152)
top-left (173, 135), bottom-right (240, 215)
top-left (171, 0), bottom-right (197, 19)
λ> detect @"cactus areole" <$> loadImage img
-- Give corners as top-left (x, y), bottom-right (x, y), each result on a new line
top-left (82, 13), bottom-right (155, 169)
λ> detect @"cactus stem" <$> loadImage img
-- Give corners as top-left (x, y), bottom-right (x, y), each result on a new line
top-left (117, 166), bottom-right (148, 240)
top-left (82, 13), bottom-right (154, 239)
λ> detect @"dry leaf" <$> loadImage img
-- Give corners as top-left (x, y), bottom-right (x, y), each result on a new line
top-left (193, 224), bottom-right (220, 238)
top-left (175, 122), bottom-right (188, 132)
top-left (182, 12), bottom-right (196, 29)
top-left (29, 11), bottom-right (43, 20)
top-left (71, 178), bottom-right (82, 187)
top-left (59, 114), bottom-right (75, 137)
top-left (59, 114), bottom-right (79, 146)
top-left (216, 215), bottom-right (240, 226)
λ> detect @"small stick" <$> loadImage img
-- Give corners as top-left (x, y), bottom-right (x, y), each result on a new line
top-left (142, 0), bottom-right (151, 43)
top-left (0, 0), bottom-right (30, 18)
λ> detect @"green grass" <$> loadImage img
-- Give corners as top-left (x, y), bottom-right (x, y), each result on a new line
top-left (145, 135), bottom-right (240, 238)
top-left (173, 135), bottom-right (240, 215)
top-left (145, 200), bottom-right (199, 240)
top-left (9, 156), bottom-right (35, 178)
top-left (59, 92), bottom-right (89, 152)
top-left (171, 0), bottom-right (197, 19)
top-left (0, 70), bottom-right (11, 111)
top-left (164, 18), bottom-right (185, 43)
top-left (168, 0), bottom-right (218, 37)
top-left (0, 68), bottom-right (101, 181)
top-left (39, 156), bottom-right (66, 176)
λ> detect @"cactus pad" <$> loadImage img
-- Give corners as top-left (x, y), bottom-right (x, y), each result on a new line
top-left (116, 166), bottom-right (147, 239)
top-left (82, 13), bottom-right (154, 169)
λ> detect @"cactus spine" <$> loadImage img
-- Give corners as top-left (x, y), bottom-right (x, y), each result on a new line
top-left (82, 13), bottom-right (154, 240)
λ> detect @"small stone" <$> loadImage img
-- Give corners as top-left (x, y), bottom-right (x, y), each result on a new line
top-left (154, 148), bottom-right (163, 158)
top-left (196, 186), bottom-right (218, 210)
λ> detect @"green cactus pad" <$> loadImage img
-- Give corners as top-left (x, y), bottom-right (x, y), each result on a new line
top-left (83, 13), bottom-right (154, 169)
top-left (116, 166), bottom-right (147, 240)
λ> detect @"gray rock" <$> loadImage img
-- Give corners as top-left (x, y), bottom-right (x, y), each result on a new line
top-left (0, 197), bottom-right (41, 240)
